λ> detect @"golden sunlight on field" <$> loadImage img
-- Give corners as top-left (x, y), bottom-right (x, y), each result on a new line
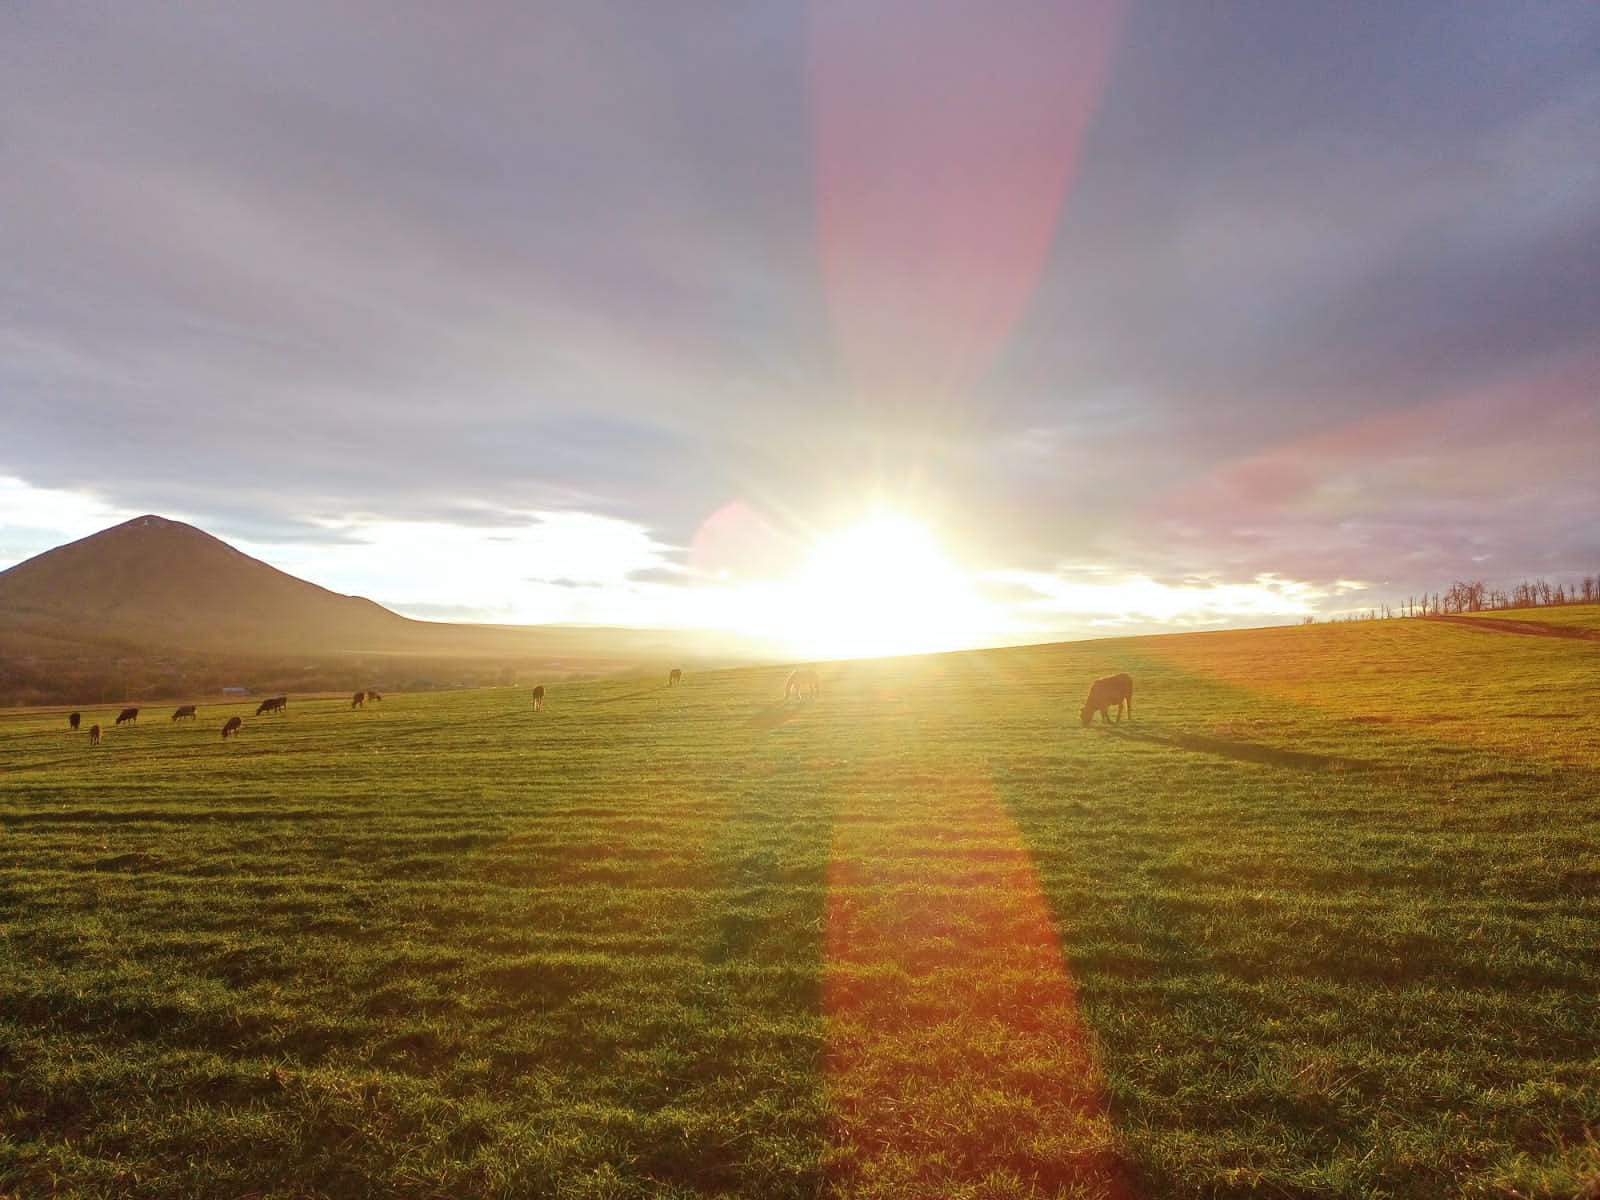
top-left (824, 770), bottom-right (1129, 1197)
top-left (766, 509), bottom-right (1001, 661)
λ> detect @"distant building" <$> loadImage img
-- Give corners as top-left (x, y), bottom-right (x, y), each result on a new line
top-left (221, 686), bottom-right (250, 697)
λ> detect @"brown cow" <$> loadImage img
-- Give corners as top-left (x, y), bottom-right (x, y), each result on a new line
top-left (69, 711), bottom-right (82, 731)
top-left (172, 704), bottom-right (198, 721)
top-left (668, 668), bottom-right (682, 687)
top-left (221, 716), bottom-right (243, 739)
top-left (115, 706), bottom-right (139, 726)
top-left (531, 684), bottom-right (546, 711)
top-left (351, 691), bottom-right (366, 709)
top-left (89, 723), bottom-right (102, 745)
top-left (365, 690), bottom-right (382, 703)
top-left (1080, 673), bottom-right (1134, 726)
top-left (784, 668), bottom-right (820, 700)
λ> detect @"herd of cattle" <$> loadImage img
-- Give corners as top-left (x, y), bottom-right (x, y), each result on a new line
top-left (67, 688), bottom-right (383, 744)
top-left (64, 666), bottom-right (1135, 745)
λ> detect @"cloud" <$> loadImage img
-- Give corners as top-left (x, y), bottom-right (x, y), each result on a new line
top-left (230, 510), bottom-right (686, 620)
top-left (2, 3), bottom-right (1596, 636)
top-left (626, 566), bottom-right (689, 586)
top-left (984, 567), bottom-right (1324, 634)
top-left (1132, 356), bottom-right (1600, 584)
top-left (0, 477), bottom-right (141, 569)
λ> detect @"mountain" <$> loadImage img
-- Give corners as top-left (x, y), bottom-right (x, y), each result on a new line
top-left (0, 516), bottom-right (772, 705)
top-left (0, 515), bottom-right (431, 654)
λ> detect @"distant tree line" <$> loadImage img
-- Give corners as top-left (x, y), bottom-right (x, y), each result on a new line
top-left (1403, 574), bottom-right (1600, 616)
top-left (1310, 573), bottom-right (1600, 624)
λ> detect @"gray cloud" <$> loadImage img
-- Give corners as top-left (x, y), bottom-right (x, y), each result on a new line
top-left (3, 1), bottom-right (1596, 621)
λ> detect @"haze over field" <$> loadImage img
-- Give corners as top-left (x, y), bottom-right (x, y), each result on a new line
top-left (3, 3), bottom-right (1597, 657)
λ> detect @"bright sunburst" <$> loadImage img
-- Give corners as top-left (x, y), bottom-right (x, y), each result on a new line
top-left (767, 508), bottom-right (997, 660)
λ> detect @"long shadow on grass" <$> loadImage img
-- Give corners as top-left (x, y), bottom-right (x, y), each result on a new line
top-left (1102, 726), bottom-right (1387, 773)
top-left (0, 807), bottom-right (338, 827)
top-left (4, 990), bottom-right (349, 1067)
top-left (579, 688), bottom-right (663, 707)
top-left (1422, 613), bottom-right (1600, 640)
top-left (2, 754), bottom-right (109, 773)
top-left (743, 702), bottom-right (807, 730)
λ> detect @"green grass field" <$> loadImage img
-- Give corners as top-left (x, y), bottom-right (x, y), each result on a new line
top-left (1435, 607), bottom-right (1600, 634)
top-left (3, 613), bottom-right (1597, 1198)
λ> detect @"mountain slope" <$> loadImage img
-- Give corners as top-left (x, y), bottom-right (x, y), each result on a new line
top-left (0, 515), bottom-right (425, 654)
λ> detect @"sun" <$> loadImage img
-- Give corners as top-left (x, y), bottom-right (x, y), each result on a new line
top-left (766, 508), bottom-right (997, 660)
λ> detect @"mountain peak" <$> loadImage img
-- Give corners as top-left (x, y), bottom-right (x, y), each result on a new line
top-left (0, 515), bottom-right (412, 653)
top-left (106, 513), bottom-right (222, 541)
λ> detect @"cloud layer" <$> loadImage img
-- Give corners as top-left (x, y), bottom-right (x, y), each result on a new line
top-left (3, 2), bottom-right (1596, 640)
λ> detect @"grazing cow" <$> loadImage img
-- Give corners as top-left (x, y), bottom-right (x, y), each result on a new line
top-left (1080, 673), bottom-right (1134, 727)
top-left (351, 690), bottom-right (366, 709)
top-left (69, 711), bottom-right (81, 731)
top-left (221, 716), bottom-right (243, 739)
top-left (89, 723), bottom-right (102, 745)
top-left (172, 704), bottom-right (198, 721)
top-left (116, 706), bottom-right (139, 726)
top-left (784, 668), bottom-right (820, 700)
top-left (255, 696), bottom-right (286, 716)
top-left (531, 684), bottom-right (546, 711)
top-left (668, 668), bottom-right (682, 687)
top-left (366, 690), bottom-right (382, 703)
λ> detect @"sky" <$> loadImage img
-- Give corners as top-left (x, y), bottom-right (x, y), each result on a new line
top-left (3, 2), bottom-right (1598, 658)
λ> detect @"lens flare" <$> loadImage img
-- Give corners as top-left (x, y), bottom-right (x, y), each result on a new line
top-left (810, 0), bottom-right (1128, 403)
top-left (772, 508), bottom-right (999, 659)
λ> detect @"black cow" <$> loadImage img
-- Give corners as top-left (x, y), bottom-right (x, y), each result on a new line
top-left (221, 716), bottom-right (243, 739)
top-left (115, 707), bottom-right (139, 726)
top-left (1080, 673), bottom-right (1134, 727)
top-left (172, 704), bottom-right (198, 721)
top-left (69, 711), bottom-right (81, 731)
top-left (89, 723), bottom-right (102, 745)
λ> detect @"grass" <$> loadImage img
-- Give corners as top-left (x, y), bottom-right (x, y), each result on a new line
top-left (1, 615), bottom-right (1597, 1198)
top-left (1437, 604), bottom-right (1600, 633)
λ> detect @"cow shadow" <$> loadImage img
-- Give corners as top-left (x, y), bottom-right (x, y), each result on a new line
top-left (1102, 726), bottom-right (1383, 773)
top-left (582, 688), bottom-right (662, 708)
top-left (744, 703), bottom-right (803, 731)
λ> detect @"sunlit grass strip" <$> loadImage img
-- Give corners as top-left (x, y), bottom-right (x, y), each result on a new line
top-left (1131, 618), bottom-right (1600, 767)
top-left (824, 769), bottom-right (1130, 1199)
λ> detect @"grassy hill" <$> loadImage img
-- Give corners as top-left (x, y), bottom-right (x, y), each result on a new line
top-left (1, 614), bottom-right (1596, 1198)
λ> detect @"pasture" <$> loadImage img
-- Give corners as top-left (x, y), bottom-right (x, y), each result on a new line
top-left (1, 615), bottom-right (1597, 1198)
